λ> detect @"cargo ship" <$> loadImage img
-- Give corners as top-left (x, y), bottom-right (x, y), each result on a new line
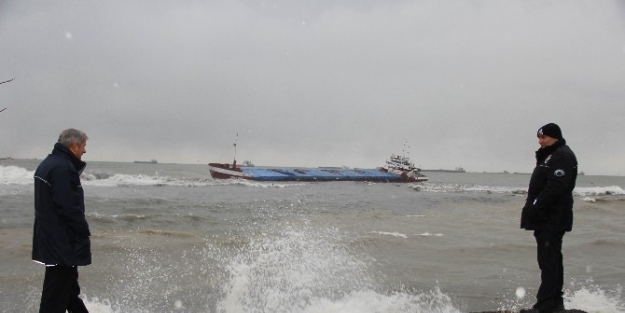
top-left (208, 154), bottom-right (428, 183)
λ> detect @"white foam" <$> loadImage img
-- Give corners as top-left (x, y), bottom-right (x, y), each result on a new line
top-left (370, 231), bottom-right (408, 239)
top-left (298, 289), bottom-right (461, 313)
top-left (565, 284), bottom-right (624, 313)
top-left (0, 165), bottom-right (34, 185)
top-left (418, 232), bottom-right (444, 237)
top-left (73, 232), bottom-right (624, 313)
top-left (0, 165), bottom-right (309, 188)
top-left (80, 281), bottom-right (625, 313)
top-left (217, 225), bottom-right (460, 313)
top-left (83, 173), bottom-right (169, 187)
top-left (412, 183), bottom-right (528, 194)
top-left (500, 282), bottom-right (624, 313)
top-left (413, 182), bottom-right (625, 196)
top-left (82, 296), bottom-right (117, 313)
top-left (575, 186), bottom-right (625, 197)
top-left (81, 289), bottom-right (461, 313)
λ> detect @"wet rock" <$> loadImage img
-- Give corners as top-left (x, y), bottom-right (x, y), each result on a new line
top-left (470, 309), bottom-right (588, 313)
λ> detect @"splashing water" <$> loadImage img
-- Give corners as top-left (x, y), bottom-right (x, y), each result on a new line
top-left (498, 281), bottom-right (624, 313)
top-left (216, 222), bottom-right (461, 313)
top-left (565, 282), bottom-right (624, 313)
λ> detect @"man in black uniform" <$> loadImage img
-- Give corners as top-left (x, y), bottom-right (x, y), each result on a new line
top-left (33, 128), bottom-right (91, 313)
top-left (521, 123), bottom-right (578, 313)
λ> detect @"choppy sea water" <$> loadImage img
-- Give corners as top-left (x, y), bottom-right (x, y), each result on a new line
top-left (1, 159), bottom-right (624, 313)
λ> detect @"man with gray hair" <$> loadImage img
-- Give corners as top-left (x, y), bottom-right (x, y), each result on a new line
top-left (33, 128), bottom-right (90, 313)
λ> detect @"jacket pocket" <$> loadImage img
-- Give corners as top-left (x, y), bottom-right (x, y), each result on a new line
top-left (523, 205), bottom-right (547, 224)
top-left (70, 237), bottom-right (91, 265)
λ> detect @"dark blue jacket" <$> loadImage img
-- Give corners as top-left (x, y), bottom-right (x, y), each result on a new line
top-left (521, 139), bottom-right (578, 232)
top-left (32, 143), bottom-right (91, 266)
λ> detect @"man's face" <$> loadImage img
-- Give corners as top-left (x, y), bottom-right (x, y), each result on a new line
top-left (70, 140), bottom-right (87, 160)
top-left (538, 135), bottom-right (558, 148)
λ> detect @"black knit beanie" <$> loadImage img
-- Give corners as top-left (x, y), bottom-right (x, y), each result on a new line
top-left (537, 123), bottom-right (562, 139)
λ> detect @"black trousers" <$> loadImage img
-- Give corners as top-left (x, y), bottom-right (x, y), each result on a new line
top-left (533, 230), bottom-right (565, 310)
top-left (39, 265), bottom-right (89, 313)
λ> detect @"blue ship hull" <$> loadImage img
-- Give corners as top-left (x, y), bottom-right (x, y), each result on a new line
top-left (208, 163), bottom-right (428, 182)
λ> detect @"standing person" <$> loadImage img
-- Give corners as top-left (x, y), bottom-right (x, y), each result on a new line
top-left (33, 128), bottom-right (91, 313)
top-left (520, 123), bottom-right (578, 313)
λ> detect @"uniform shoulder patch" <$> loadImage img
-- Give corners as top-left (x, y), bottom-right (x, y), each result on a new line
top-left (554, 169), bottom-right (566, 177)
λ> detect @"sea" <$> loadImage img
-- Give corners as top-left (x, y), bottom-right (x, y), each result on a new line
top-left (1, 159), bottom-right (624, 313)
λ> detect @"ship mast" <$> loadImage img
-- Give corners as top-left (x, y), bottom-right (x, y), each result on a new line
top-left (232, 133), bottom-right (238, 169)
top-left (402, 141), bottom-right (409, 159)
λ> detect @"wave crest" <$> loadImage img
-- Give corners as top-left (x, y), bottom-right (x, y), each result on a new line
top-left (411, 182), bottom-right (624, 197)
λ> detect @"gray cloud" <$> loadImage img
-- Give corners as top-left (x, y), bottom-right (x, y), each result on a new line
top-left (1, 0), bottom-right (624, 175)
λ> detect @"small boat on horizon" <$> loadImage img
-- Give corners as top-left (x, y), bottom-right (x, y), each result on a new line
top-left (208, 153), bottom-right (428, 183)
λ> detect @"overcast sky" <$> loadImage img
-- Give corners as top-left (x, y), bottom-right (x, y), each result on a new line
top-left (1, 0), bottom-right (624, 175)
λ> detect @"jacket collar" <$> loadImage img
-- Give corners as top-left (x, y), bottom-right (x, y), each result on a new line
top-left (53, 143), bottom-right (87, 173)
top-left (535, 138), bottom-right (566, 164)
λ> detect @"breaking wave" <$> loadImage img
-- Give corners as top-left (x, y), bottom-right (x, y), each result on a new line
top-left (0, 165), bottom-right (33, 185)
top-left (76, 226), bottom-right (624, 313)
top-left (499, 280), bottom-right (624, 313)
top-left (0, 165), bottom-right (302, 188)
top-left (1, 165), bottom-right (623, 195)
top-left (215, 224), bottom-right (462, 313)
top-left (411, 182), bottom-right (625, 197)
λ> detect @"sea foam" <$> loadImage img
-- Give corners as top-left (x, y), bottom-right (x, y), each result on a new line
top-left (0, 165), bottom-right (33, 185)
top-left (413, 182), bottom-right (624, 196)
top-left (499, 281), bottom-right (624, 313)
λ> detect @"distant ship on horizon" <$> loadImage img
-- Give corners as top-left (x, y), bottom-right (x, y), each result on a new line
top-left (134, 159), bottom-right (158, 164)
top-left (422, 167), bottom-right (465, 173)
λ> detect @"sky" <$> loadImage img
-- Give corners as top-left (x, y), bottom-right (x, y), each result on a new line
top-left (1, 0), bottom-right (624, 175)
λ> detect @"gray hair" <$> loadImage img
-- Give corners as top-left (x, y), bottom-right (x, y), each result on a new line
top-left (57, 128), bottom-right (88, 147)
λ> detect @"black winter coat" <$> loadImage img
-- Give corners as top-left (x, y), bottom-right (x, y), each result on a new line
top-left (32, 143), bottom-right (91, 266)
top-left (521, 139), bottom-right (578, 232)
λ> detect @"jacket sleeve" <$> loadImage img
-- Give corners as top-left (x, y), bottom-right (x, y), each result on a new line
top-left (50, 163), bottom-right (91, 238)
top-left (533, 152), bottom-right (575, 210)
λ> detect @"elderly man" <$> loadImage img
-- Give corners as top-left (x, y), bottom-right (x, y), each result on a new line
top-left (33, 128), bottom-right (91, 313)
top-left (521, 123), bottom-right (578, 313)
